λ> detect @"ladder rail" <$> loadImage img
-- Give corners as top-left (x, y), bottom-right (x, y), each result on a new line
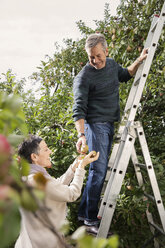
top-left (103, 8), bottom-right (164, 181)
top-left (127, 4), bottom-right (165, 121)
top-left (137, 125), bottom-right (165, 231)
top-left (123, 15), bottom-right (159, 114)
top-left (98, 121), bottom-right (132, 218)
top-left (131, 147), bottom-right (160, 248)
top-left (97, 2), bottom-right (165, 241)
top-left (97, 124), bottom-right (136, 237)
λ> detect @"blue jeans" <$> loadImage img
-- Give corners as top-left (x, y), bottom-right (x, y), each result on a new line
top-left (78, 122), bottom-right (114, 223)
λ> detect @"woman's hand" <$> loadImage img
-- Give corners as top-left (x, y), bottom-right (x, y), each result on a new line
top-left (78, 151), bottom-right (100, 169)
top-left (71, 151), bottom-right (99, 171)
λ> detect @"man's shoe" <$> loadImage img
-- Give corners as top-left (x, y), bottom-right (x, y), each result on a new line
top-left (84, 220), bottom-right (100, 226)
top-left (85, 225), bottom-right (113, 237)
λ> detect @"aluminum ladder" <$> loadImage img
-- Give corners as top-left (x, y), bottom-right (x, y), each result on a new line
top-left (97, 2), bottom-right (165, 243)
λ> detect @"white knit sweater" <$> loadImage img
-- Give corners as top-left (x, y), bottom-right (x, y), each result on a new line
top-left (15, 163), bottom-right (86, 248)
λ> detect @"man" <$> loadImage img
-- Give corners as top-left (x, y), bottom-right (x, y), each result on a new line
top-left (73, 33), bottom-right (147, 230)
top-left (15, 135), bottom-right (99, 248)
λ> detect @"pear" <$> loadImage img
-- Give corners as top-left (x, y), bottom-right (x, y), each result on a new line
top-left (91, 151), bottom-right (97, 158)
top-left (126, 45), bottom-right (132, 52)
top-left (81, 144), bottom-right (89, 154)
top-left (112, 34), bottom-right (116, 41)
top-left (112, 28), bottom-right (116, 34)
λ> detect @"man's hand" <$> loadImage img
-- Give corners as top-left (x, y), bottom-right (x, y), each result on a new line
top-left (78, 151), bottom-right (100, 169)
top-left (76, 136), bottom-right (86, 154)
top-left (138, 47), bottom-right (148, 63)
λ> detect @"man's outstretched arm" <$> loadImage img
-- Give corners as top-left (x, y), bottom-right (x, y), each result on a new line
top-left (127, 48), bottom-right (148, 76)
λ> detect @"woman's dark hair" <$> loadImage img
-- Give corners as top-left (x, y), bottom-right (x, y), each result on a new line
top-left (18, 135), bottom-right (42, 163)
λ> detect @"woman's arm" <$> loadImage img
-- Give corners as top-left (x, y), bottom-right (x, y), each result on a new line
top-left (45, 151), bottom-right (99, 202)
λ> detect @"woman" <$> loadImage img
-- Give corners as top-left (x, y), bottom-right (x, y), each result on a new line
top-left (15, 135), bottom-right (99, 248)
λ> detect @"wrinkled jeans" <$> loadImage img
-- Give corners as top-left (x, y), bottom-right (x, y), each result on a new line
top-left (78, 122), bottom-right (114, 223)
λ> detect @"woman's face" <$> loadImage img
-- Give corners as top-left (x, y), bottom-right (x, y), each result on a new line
top-left (33, 140), bottom-right (52, 168)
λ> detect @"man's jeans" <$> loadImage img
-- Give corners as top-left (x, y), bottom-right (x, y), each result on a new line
top-left (78, 122), bottom-right (114, 224)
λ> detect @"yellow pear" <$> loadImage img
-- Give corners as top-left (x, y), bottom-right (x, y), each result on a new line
top-left (112, 34), bottom-right (116, 41)
top-left (112, 28), bottom-right (116, 34)
top-left (126, 45), bottom-right (132, 52)
top-left (91, 151), bottom-right (97, 158)
top-left (81, 144), bottom-right (89, 154)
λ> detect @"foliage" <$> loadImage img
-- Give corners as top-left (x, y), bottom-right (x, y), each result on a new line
top-left (1, 0), bottom-right (165, 247)
top-left (0, 91), bottom-right (27, 248)
top-left (0, 78), bottom-right (119, 248)
top-left (71, 226), bottom-right (119, 248)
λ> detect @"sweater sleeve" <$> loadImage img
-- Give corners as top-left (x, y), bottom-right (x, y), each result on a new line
top-left (57, 166), bottom-right (74, 185)
top-left (45, 168), bottom-right (86, 202)
top-left (117, 63), bottom-right (132, 83)
top-left (72, 73), bottom-right (90, 122)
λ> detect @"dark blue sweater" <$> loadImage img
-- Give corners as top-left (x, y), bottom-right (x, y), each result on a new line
top-left (73, 58), bottom-right (132, 123)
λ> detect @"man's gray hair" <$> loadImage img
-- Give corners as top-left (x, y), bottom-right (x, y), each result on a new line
top-left (85, 33), bottom-right (107, 52)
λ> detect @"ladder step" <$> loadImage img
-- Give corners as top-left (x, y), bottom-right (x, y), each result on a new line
top-left (135, 163), bottom-right (146, 169)
top-left (134, 76), bottom-right (140, 86)
top-left (144, 192), bottom-right (155, 202)
top-left (149, 221), bottom-right (165, 236)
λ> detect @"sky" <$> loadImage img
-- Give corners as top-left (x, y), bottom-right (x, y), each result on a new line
top-left (0, 0), bottom-right (120, 80)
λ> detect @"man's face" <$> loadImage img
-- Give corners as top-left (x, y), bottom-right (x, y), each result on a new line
top-left (33, 140), bottom-right (52, 168)
top-left (87, 43), bottom-right (108, 70)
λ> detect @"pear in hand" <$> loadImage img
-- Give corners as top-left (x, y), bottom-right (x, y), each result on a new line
top-left (80, 144), bottom-right (89, 154)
